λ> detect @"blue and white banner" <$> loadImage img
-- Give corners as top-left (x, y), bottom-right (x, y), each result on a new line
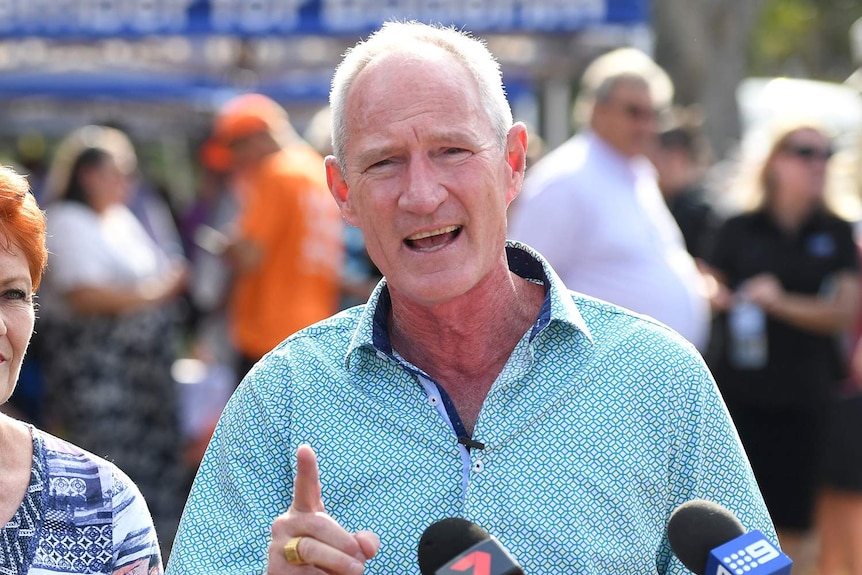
top-left (0, 0), bottom-right (647, 38)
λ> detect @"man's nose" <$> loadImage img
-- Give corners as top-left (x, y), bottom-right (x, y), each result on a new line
top-left (398, 157), bottom-right (447, 214)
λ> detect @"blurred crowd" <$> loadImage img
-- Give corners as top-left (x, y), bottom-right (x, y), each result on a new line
top-left (1, 43), bottom-right (861, 574)
top-left (509, 47), bottom-right (862, 575)
top-left (2, 95), bottom-right (383, 558)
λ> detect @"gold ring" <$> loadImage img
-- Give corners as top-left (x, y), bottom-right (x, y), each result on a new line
top-left (283, 536), bottom-right (306, 566)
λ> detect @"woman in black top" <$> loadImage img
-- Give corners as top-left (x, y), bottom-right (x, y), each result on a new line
top-left (705, 119), bottom-right (859, 569)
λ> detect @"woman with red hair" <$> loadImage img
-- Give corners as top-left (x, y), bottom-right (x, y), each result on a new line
top-left (0, 165), bottom-right (164, 574)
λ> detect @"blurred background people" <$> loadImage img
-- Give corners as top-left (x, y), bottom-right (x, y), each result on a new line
top-left (649, 107), bottom-right (722, 262)
top-left (817, 333), bottom-right (862, 575)
top-left (180, 141), bottom-right (238, 366)
top-left (0, 164), bottom-right (164, 574)
top-left (172, 142), bottom-right (240, 471)
top-left (509, 47), bottom-right (711, 351)
top-left (704, 119), bottom-right (860, 571)
top-left (815, 230), bottom-right (862, 575)
top-left (303, 104), bottom-right (381, 310)
top-left (204, 94), bottom-right (344, 378)
top-left (35, 125), bottom-right (189, 556)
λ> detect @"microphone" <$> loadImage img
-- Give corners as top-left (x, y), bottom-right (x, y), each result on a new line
top-left (667, 499), bottom-right (792, 575)
top-left (417, 517), bottom-right (525, 575)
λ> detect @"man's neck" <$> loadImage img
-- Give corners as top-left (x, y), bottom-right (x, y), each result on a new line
top-left (387, 271), bottom-right (545, 432)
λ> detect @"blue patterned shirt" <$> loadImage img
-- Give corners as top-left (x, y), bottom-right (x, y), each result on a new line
top-left (1, 427), bottom-right (163, 575)
top-left (168, 243), bottom-right (774, 574)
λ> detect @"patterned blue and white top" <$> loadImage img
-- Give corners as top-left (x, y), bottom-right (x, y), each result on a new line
top-left (168, 242), bottom-right (775, 575)
top-left (1, 427), bottom-right (163, 575)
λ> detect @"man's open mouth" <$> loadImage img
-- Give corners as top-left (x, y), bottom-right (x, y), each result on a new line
top-left (404, 225), bottom-right (462, 251)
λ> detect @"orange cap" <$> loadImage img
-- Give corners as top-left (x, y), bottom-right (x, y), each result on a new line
top-left (199, 138), bottom-right (233, 173)
top-left (212, 93), bottom-right (289, 143)
top-left (203, 93), bottom-right (290, 172)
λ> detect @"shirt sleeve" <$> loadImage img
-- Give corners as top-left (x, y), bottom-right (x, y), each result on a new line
top-left (834, 218), bottom-right (859, 273)
top-left (46, 205), bottom-right (116, 290)
top-left (657, 349), bottom-right (777, 574)
top-left (111, 466), bottom-right (164, 574)
top-left (166, 367), bottom-right (295, 575)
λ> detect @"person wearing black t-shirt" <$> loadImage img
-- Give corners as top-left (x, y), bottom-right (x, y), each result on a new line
top-left (704, 120), bottom-right (860, 570)
top-left (651, 110), bottom-right (721, 262)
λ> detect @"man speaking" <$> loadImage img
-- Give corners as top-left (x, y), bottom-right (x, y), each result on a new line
top-left (167, 21), bottom-right (775, 574)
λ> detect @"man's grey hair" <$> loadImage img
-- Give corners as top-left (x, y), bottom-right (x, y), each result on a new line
top-left (572, 47), bottom-right (674, 128)
top-left (329, 21), bottom-right (514, 171)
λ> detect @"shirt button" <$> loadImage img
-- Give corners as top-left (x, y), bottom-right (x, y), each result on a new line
top-left (428, 396), bottom-right (439, 406)
top-left (472, 460), bottom-right (484, 474)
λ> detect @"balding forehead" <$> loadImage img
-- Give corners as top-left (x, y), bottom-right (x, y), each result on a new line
top-left (353, 44), bottom-right (466, 89)
top-left (344, 48), bottom-right (480, 118)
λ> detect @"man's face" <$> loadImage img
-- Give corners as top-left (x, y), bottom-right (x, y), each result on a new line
top-left (228, 132), bottom-right (271, 172)
top-left (591, 80), bottom-right (658, 158)
top-left (326, 50), bottom-right (527, 307)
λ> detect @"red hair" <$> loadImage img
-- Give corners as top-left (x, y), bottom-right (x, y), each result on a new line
top-left (0, 166), bottom-right (48, 290)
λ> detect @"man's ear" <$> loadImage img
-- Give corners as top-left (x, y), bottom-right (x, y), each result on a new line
top-left (505, 122), bottom-right (529, 205)
top-left (325, 156), bottom-right (359, 226)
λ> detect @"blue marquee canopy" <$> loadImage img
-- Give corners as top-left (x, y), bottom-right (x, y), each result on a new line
top-left (0, 0), bottom-right (649, 104)
top-left (0, 0), bottom-right (648, 38)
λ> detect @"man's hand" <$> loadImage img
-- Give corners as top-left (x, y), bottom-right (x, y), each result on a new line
top-left (266, 444), bottom-right (380, 574)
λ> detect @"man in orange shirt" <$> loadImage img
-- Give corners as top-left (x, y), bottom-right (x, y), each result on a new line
top-left (209, 93), bottom-right (344, 378)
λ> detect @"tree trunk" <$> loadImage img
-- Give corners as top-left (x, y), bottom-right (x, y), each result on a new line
top-left (652, 0), bottom-right (765, 160)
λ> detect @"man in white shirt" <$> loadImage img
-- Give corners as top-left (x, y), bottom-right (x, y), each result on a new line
top-left (509, 48), bottom-right (711, 351)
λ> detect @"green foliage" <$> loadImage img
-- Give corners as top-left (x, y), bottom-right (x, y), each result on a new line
top-left (749, 0), bottom-right (862, 81)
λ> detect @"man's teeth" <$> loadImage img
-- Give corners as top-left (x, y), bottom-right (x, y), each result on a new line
top-left (407, 226), bottom-right (459, 241)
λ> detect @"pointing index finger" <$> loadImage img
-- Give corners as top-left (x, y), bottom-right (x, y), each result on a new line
top-left (291, 443), bottom-right (326, 514)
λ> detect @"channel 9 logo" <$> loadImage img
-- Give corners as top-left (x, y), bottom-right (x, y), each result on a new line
top-left (706, 531), bottom-right (792, 575)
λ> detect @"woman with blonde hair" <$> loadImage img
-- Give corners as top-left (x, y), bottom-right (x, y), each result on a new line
top-left (704, 118), bottom-right (860, 570)
top-left (36, 125), bottom-right (189, 555)
top-left (0, 164), bottom-right (164, 573)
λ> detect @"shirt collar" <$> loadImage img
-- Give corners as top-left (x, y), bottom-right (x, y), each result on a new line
top-left (344, 241), bottom-right (592, 369)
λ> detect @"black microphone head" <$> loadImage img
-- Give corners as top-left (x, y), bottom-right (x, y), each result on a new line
top-left (418, 517), bottom-right (490, 575)
top-left (667, 499), bottom-right (747, 575)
